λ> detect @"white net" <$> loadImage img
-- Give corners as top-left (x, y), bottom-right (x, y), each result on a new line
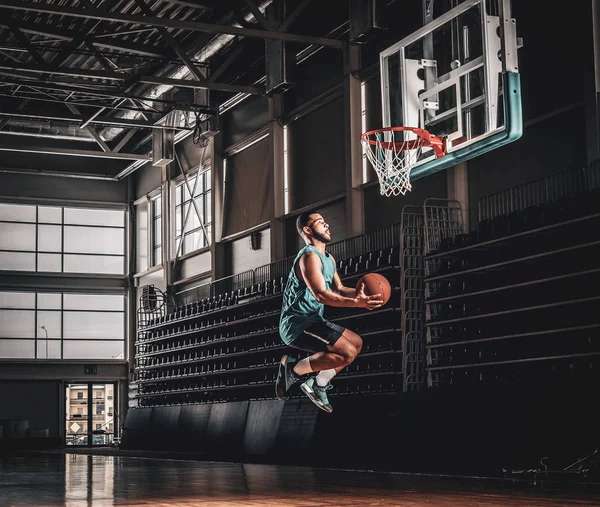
top-left (361, 129), bottom-right (427, 197)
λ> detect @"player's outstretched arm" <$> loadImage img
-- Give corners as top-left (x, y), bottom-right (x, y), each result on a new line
top-left (299, 252), bottom-right (383, 309)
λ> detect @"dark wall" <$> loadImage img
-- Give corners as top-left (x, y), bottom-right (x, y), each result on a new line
top-left (132, 162), bottom-right (161, 200)
top-left (0, 171), bottom-right (128, 204)
top-left (220, 95), bottom-right (270, 149)
top-left (0, 381), bottom-right (61, 437)
top-left (365, 171), bottom-right (448, 231)
top-left (468, 106), bottom-right (587, 227)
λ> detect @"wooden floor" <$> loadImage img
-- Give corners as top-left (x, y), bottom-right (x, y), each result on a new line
top-left (1, 453), bottom-right (600, 506)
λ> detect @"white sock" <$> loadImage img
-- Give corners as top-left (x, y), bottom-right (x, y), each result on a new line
top-left (316, 368), bottom-right (337, 387)
top-left (293, 357), bottom-right (313, 376)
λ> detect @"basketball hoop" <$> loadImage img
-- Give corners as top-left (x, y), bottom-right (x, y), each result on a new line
top-left (361, 127), bottom-right (447, 197)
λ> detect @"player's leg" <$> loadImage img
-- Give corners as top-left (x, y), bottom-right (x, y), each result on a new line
top-left (297, 323), bottom-right (363, 413)
top-left (275, 321), bottom-right (359, 402)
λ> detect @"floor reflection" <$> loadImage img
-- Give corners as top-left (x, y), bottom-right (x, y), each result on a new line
top-left (0, 453), bottom-right (599, 506)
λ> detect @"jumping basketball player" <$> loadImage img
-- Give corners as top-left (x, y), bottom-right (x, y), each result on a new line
top-left (275, 212), bottom-right (383, 413)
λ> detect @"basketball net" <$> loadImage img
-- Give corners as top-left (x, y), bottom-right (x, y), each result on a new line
top-left (361, 127), bottom-right (447, 197)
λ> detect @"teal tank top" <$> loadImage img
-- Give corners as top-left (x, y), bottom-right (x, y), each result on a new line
top-left (279, 245), bottom-right (336, 344)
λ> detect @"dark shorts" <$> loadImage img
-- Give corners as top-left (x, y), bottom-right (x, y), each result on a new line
top-left (288, 320), bottom-right (345, 353)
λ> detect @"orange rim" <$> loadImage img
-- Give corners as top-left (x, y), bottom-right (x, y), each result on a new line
top-left (361, 126), bottom-right (447, 159)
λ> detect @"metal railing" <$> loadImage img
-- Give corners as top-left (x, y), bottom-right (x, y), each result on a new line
top-left (478, 163), bottom-right (600, 222)
top-left (174, 222), bottom-right (402, 305)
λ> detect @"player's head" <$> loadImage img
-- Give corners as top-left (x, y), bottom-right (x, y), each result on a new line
top-left (296, 211), bottom-right (331, 244)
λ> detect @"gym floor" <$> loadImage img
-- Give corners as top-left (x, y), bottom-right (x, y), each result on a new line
top-left (2, 452), bottom-right (600, 506)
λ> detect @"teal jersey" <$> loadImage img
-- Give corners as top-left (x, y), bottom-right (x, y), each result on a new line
top-left (279, 245), bottom-right (336, 345)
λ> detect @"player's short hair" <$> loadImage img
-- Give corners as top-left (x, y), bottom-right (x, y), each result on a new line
top-left (296, 210), bottom-right (319, 237)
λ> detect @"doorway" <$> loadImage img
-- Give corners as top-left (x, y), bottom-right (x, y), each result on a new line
top-left (65, 382), bottom-right (118, 446)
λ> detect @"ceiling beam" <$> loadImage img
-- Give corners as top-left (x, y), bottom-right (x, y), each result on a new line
top-left (0, 64), bottom-right (265, 94)
top-left (0, 110), bottom-right (192, 130)
top-left (0, 19), bottom-right (171, 58)
top-left (0, 80), bottom-right (216, 113)
top-left (0, 144), bottom-right (152, 160)
top-left (0, 0), bottom-right (343, 48)
top-left (242, 0), bottom-right (275, 31)
top-left (132, 0), bottom-right (206, 82)
top-left (113, 128), bottom-right (138, 152)
top-left (7, 24), bottom-right (48, 67)
top-left (65, 103), bottom-right (111, 152)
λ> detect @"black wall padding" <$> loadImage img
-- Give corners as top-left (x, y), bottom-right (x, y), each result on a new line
top-left (178, 404), bottom-right (212, 448)
top-left (149, 406), bottom-right (181, 449)
top-left (223, 137), bottom-right (273, 237)
top-left (205, 401), bottom-right (249, 452)
top-left (121, 407), bottom-right (152, 448)
top-left (242, 400), bottom-right (285, 455)
top-left (272, 399), bottom-right (318, 457)
top-left (288, 97), bottom-right (346, 211)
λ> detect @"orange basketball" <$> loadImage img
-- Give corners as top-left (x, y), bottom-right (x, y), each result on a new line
top-left (356, 273), bottom-right (392, 305)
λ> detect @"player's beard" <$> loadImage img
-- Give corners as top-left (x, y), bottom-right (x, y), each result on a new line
top-left (312, 229), bottom-right (331, 244)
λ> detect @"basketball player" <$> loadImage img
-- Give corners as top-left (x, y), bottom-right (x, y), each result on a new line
top-left (275, 212), bottom-right (383, 413)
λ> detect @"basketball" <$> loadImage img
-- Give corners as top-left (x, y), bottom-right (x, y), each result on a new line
top-left (356, 273), bottom-right (392, 305)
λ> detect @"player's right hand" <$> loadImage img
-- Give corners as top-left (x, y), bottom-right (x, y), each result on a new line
top-left (355, 282), bottom-right (384, 310)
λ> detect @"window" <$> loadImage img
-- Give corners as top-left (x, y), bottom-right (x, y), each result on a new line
top-left (174, 169), bottom-right (211, 255)
top-left (96, 404), bottom-right (104, 415)
top-left (77, 408), bottom-right (83, 414)
top-left (96, 424), bottom-right (102, 430)
top-left (151, 195), bottom-right (162, 266)
top-left (0, 203), bottom-right (126, 274)
top-left (0, 291), bottom-right (125, 360)
top-left (77, 392), bottom-right (84, 399)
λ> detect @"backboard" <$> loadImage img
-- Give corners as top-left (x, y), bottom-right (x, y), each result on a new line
top-left (378, 0), bottom-right (522, 183)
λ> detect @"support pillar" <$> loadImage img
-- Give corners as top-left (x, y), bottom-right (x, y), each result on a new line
top-left (269, 94), bottom-right (287, 261)
top-left (344, 43), bottom-right (365, 237)
top-left (210, 135), bottom-right (227, 281)
top-left (447, 162), bottom-right (470, 231)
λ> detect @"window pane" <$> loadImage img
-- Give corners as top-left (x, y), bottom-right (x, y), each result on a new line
top-left (63, 340), bottom-right (124, 360)
top-left (193, 196), bottom-right (205, 223)
top-left (0, 339), bottom-right (35, 359)
top-left (205, 171), bottom-right (211, 191)
top-left (38, 293), bottom-right (61, 310)
top-left (175, 205), bottom-right (182, 236)
top-left (64, 312), bottom-right (124, 339)
top-left (0, 251), bottom-right (35, 271)
top-left (38, 224), bottom-right (62, 252)
top-left (64, 226), bottom-right (124, 255)
top-left (183, 203), bottom-right (200, 231)
top-left (36, 339), bottom-right (61, 359)
top-left (37, 310), bottom-right (62, 339)
top-left (38, 206), bottom-right (62, 224)
top-left (153, 197), bottom-right (161, 218)
top-left (153, 246), bottom-right (162, 266)
top-left (154, 217), bottom-right (161, 246)
top-left (182, 177), bottom-right (196, 202)
top-left (175, 187), bottom-right (181, 206)
top-left (205, 192), bottom-right (211, 224)
top-left (0, 310), bottom-right (34, 338)
top-left (63, 294), bottom-right (124, 311)
top-left (183, 231), bottom-right (202, 254)
top-left (0, 222), bottom-right (36, 250)
top-left (38, 253), bottom-right (62, 272)
top-left (0, 292), bottom-right (35, 309)
top-left (204, 224), bottom-right (212, 247)
top-left (63, 255), bottom-right (124, 275)
top-left (0, 203), bottom-right (36, 222)
top-left (64, 208), bottom-right (124, 227)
